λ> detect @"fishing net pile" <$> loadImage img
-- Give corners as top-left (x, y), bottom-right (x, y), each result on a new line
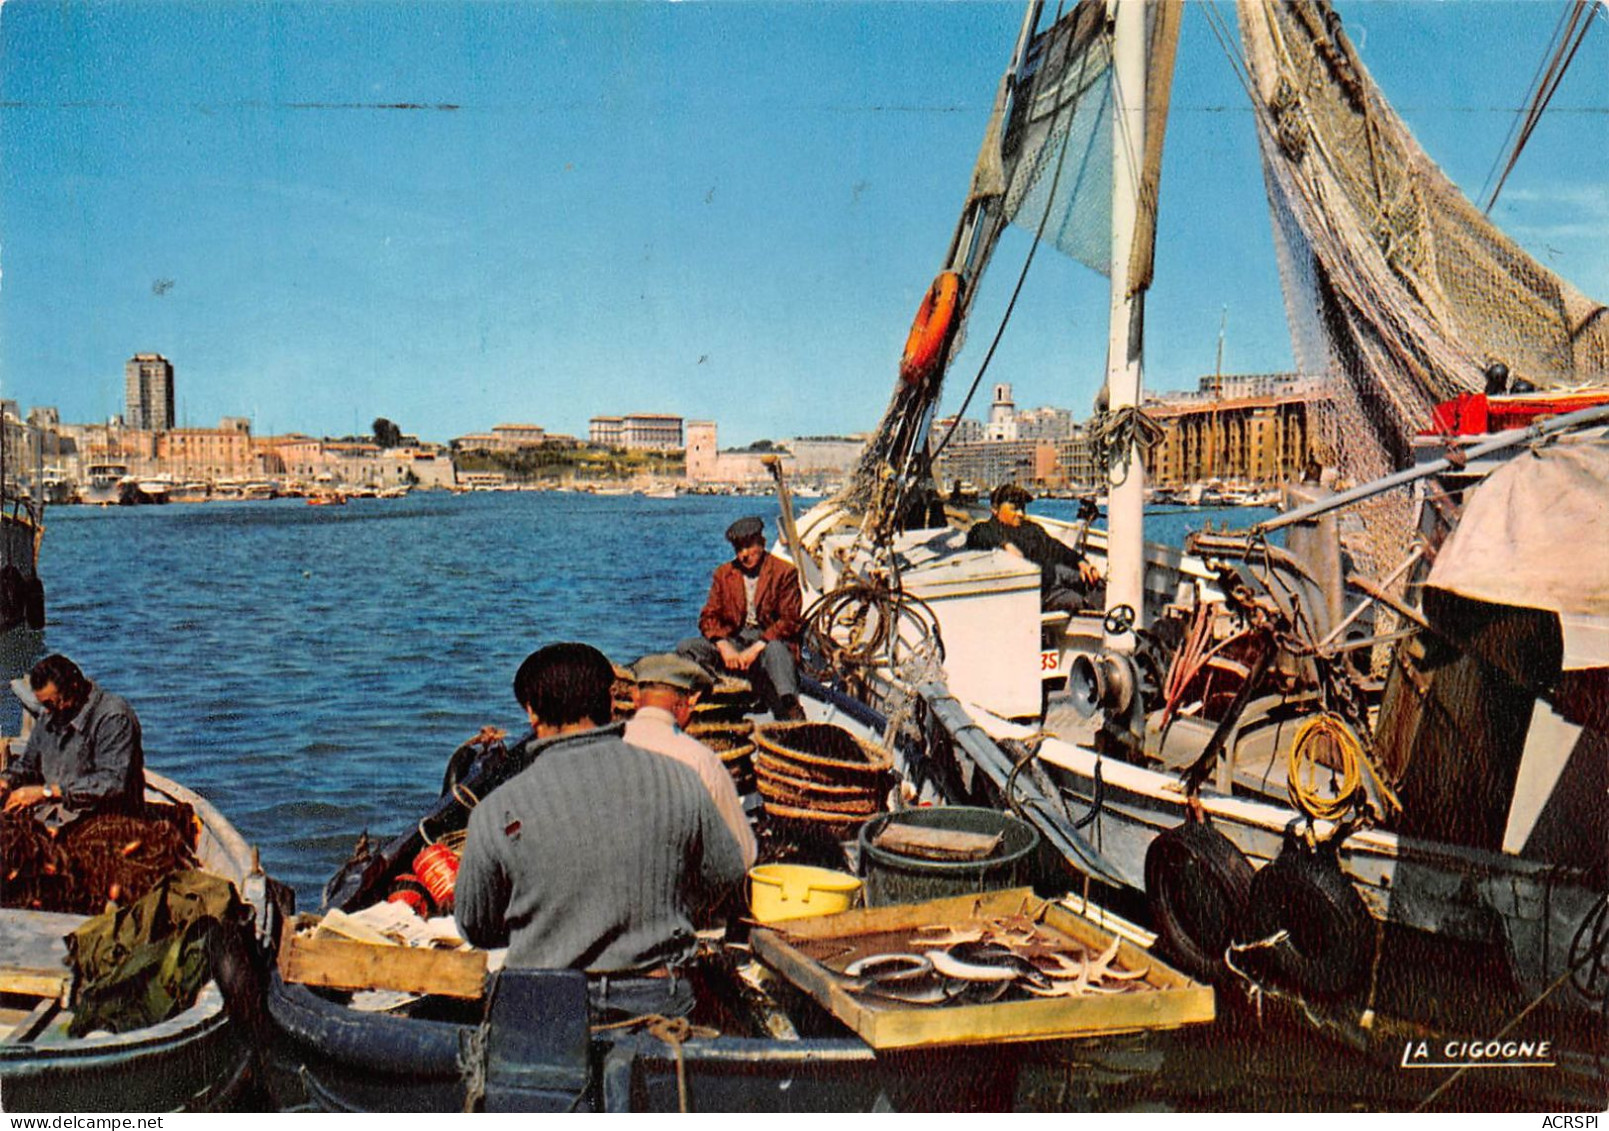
top-left (1, 806), bottom-right (198, 915)
top-left (1237, 0), bottom-right (1609, 575)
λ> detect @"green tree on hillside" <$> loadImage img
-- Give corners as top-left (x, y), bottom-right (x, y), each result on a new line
top-left (372, 417), bottom-right (404, 448)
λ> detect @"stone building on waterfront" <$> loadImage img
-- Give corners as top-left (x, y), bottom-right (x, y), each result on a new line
top-left (684, 421), bottom-right (719, 481)
top-left (933, 439), bottom-right (1057, 493)
top-left (681, 421), bottom-right (863, 487)
top-left (1142, 374), bottom-right (1331, 487)
top-left (264, 433), bottom-right (456, 489)
top-left (124, 353), bottom-right (175, 432)
top-left (588, 413), bottom-right (684, 451)
top-left (156, 417), bottom-right (256, 481)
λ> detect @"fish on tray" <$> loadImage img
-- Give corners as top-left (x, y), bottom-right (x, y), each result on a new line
top-left (810, 914), bottom-right (1153, 1006)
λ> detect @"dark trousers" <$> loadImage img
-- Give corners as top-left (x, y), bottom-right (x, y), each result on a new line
top-left (1044, 564), bottom-right (1103, 613)
top-left (588, 969), bottom-right (694, 1023)
top-left (676, 630), bottom-right (799, 712)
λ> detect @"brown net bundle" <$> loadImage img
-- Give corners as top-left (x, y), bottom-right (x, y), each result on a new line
top-left (1, 811), bottom-right (81, 911)
top-left (1, 806), bottom-right (197, 915)
top-left (1238, 0), bottom-right (1609, 576)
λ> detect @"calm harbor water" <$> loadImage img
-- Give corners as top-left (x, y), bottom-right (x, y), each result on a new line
top-left (16, 491), bottom-right (1550, 1112)
top-left (20, 490), bottom-right (1259, 905)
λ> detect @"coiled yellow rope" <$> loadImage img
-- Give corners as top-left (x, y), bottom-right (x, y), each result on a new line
top-left (1286, 713), bottom-right (1367, 821)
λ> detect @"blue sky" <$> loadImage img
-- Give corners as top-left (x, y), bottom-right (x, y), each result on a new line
top-left (2, 1), bottom-right (1604, 446)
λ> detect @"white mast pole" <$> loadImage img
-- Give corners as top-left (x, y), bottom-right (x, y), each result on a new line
top-left (1104, 0), bottom-right (1147, 651)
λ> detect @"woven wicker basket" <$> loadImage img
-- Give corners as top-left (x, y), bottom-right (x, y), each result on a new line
top-left (752, 721), bottom-right (893, 783)
top-left (760, 801), bottom-right (867, 839)
top-left (753, 753), bottom-right (883, 798)
top-left (757, 780), bottom-right (882, 816)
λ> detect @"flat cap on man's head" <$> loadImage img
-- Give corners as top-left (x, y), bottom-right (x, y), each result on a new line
top-left (725, 516), bottom-right (765, 546)
top-left (990, 483), bottom-right (1033, 510)
top-left (632, 653), bottom-right (714, 694)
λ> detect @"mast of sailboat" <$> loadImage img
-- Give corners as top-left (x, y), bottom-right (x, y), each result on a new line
top-left (1104, 0), bottom-right (1148, 650)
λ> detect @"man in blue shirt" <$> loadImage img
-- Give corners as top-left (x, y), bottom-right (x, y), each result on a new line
top-left (0, 655), bottom-right (144, 823)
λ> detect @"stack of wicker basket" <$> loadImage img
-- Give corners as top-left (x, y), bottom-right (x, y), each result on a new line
top-left (752, 721), bottom-right (893, 839)
top-left (687, 675), bottom-right (754, 727)
top-left (610, 664), bottom-right (638, 721)
top-left (687, 719), bottom-right (758, 793)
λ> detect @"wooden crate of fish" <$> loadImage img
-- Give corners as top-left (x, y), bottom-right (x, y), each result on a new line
top-left (750, 887), bottom-right (1213, 1050)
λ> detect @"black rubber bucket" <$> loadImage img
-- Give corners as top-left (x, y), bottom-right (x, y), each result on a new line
top-left (857, 807), bottom-right (1040, 907)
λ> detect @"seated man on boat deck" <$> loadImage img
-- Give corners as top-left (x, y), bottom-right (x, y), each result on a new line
top-left (677, 515), bottom-right (807, 721)
top-left (966, 484), bottom-right (1102, 612)
top-left (624, 653), bottom-right (757, 870)
top-left (0, 654), bottom-right (144, 826)
top-left (455, 642), bottom-right (747, 1022)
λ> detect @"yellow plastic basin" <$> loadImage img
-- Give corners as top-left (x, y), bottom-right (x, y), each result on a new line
top-left (747, 863), bottom-right (863, 923)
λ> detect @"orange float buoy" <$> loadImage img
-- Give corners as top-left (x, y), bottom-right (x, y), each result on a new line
top-left (899, 270), bottom-right (963, 386)
top-left (387, 873), bottom-right (435, 918)
top-left (413, 843), bottom-right (461, 912)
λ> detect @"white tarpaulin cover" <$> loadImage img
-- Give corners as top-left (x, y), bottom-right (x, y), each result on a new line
top-left (1428, 440), bottom-right (1609, 618)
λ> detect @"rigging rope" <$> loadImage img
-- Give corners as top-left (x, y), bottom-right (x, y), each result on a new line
top-left (922, 28), bottom-right (1090, 476)
top-left (1482, 0), bottom-right (1597, 213)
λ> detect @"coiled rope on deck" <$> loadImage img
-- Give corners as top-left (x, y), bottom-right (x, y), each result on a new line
top-left (1286, 712), bottom-right (1401, 822)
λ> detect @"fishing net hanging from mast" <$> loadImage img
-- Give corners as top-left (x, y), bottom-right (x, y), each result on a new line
top-left (1237, 0), bottom-right (1609, 573)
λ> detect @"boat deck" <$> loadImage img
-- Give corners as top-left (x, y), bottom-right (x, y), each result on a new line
top-left (0, 909), bottom-right (77, 1046)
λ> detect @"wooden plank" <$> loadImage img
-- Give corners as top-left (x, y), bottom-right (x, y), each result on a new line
top-left (1, 997), bottom-right (60, 1045)
top-left (278, 922), bottom-right (488, 1000)
top-left (762, 887), bottom-right (1044, 941)
top-left (0, 909), bottom-right (78, 1000)
top-left (751, 887), bottom-right (1214, 1051)
top-left (0, 968), bottom-right (70, 999)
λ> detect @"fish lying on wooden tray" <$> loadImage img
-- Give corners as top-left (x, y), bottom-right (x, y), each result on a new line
top-left (812, 907), bottom-right (1153, 1006)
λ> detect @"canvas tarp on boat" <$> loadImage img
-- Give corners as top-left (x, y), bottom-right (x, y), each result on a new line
top-left (1426, 441), bottom-right (1609, 620)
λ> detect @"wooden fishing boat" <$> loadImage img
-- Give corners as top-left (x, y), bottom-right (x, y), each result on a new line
top-left (0, 771), bottom-right (279, 1113)
top-left (264, 681), bottom-right (1213, 1113)
top-left (774, 0), bottom-right (1609, 1110)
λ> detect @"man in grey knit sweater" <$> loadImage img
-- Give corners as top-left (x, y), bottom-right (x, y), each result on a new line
top-left (455, 642), bottom-right (747, 1020)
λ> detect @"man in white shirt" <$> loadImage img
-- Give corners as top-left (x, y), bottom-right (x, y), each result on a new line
top-left (624, 654), bottom-right (758, 869)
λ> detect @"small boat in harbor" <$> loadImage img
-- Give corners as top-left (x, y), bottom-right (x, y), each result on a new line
top-left (0, 770), bottom-right (280, 1112)
top-left (265, 679), bottom-right (1213, 1112)
top-left (0, 487), bottom-right (45, 636)
top-left (305, 489), bottom-right (347, 507)
top-left (78, 464), bottom-right (128, 507)
top-left (119, 477), bottom-right (170, 506)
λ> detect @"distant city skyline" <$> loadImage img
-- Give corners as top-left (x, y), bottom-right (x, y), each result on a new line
top-left (3, 2), bottom-right (1603, 446)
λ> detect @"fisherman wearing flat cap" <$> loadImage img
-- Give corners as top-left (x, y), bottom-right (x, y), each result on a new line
top-left (677, 515), bottom-right (807, 721)
top-left (623, 654), bottom-right (756, 868)
top-left (967, 483), bottom-right (1103, 611)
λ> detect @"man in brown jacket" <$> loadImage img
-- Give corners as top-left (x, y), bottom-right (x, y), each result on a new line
top-left (677, 516), bottom-right (806, 720)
